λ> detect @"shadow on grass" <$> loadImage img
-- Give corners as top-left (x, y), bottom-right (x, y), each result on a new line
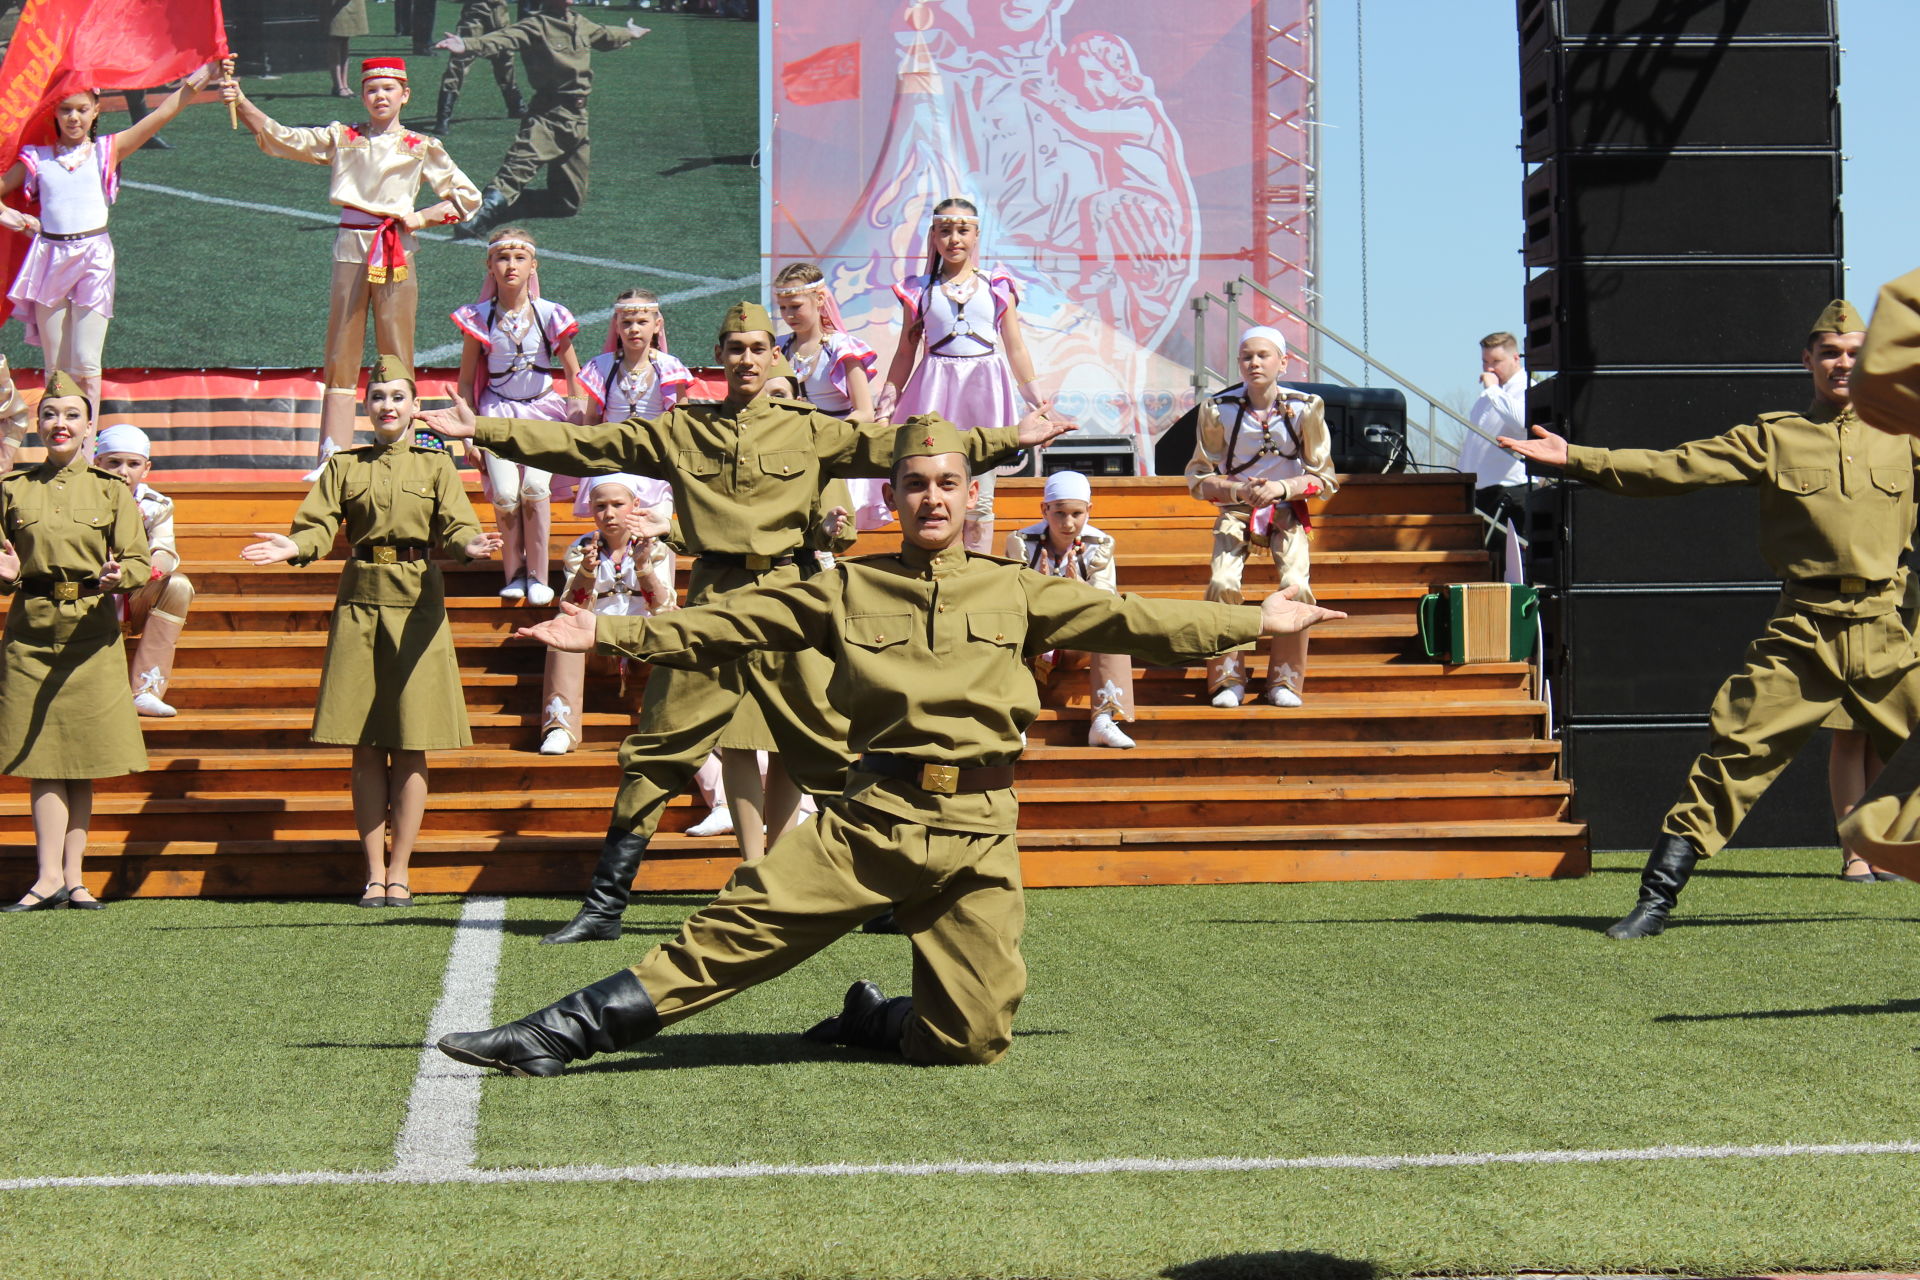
top-left (1164, 1250), bottom-right (1377, 1280)
top-left (291, 1041), bottom-right (426, 1051)
top-left (562, 1027), bottom-right (1070, 1073)
top-left (658, 152), bottom-right (755, 176)
top-left (1206, 911), bottom-right (1906, 930)
top-left (1656, 996), bottom-right (1920, 1023)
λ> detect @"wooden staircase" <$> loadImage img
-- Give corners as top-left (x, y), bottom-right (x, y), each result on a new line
top-left (3, 473), bottom-right (1589, 898)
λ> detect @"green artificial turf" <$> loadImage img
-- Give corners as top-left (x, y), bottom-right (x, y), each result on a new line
top-left (6, 849), bottom-right (1920, 1278)
top-left (0, 5), bottom-right (759, 374)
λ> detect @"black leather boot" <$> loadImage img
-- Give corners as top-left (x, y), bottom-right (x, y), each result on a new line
top-left (438, 970), bottom-right (659, 1077)
top-left (541, 826), bottom-right (649, 944)
top-left (452, 187), bottom-right (510, 241)
top-left (860, 907), bottom-right (902, 934)
top-left (502, 84), bottom-right (526, 119)
top-left (433, 89), bottom-right (457, 136)
top-left (1605, 833), bottom-right (1700, 939)
top-left (803, 980), bottom-right (912, 1054)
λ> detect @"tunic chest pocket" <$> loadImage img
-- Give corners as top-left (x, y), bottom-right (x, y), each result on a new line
top-left (757, 449), bottom-right (809, 481)
top-left (70, 504), bottom-right (112, 530)
top-left (399, 479), bottom-right (435, 507)
top-left (5, 506), bottom-right (38, 533)
top-left (843, 612), bottom-right (911, 652)
top-left (966, 610), bottom-right (1025, 650)
top-left (1778, 467), bottom-right (1831, 496)
top-left (676, 449), bottom-right (723, 478)
top-left (1871, 467), bottom-right (1912, 497)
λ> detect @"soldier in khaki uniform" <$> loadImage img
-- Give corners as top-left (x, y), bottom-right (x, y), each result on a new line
top-left (1836, 270), bottom-right (1920, 877)
top-left (1501, 300), bottom-right (1920, 938)
top-left (438, 0), bottom-right (648, 240)
top-left (418, 302), bottom-right (1070, 943)
top-left (434, 0), bottom-right (526, 133)
top-left (434, 421), bottom-right (1345, 1076)
top-left (0, 372), bottom-right (151, 912)
top-left (244, 356), bottom-right (502, 909)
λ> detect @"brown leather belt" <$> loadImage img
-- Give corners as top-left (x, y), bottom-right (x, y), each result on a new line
top-left (699, 551), bottom-right (799, 573)
top-left (39, 226), bottom-right (106, 243)
top-left (1798, 576), bottom-right (1891, 595)
top-left (19, 577), bottom-right (102, 600)
top-left (858, 753), bottom-right (1015, 796)
top-left (353, 544), bottom-right (429, 565)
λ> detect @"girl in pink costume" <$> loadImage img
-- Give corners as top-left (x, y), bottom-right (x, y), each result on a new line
top-left (879, 196), bottom-right (1045, 553)
top-left (0, 66), bottom-right (222, 417)
top-left (451, 225), bottom-right (584, 605)
top-left (571, 286), bottom-right (689, 520)
top-left (774, 261), bottom-right (890, 532)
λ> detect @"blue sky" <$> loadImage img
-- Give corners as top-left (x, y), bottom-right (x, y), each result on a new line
top-left (1310, 0), bottom-right (1911, 418)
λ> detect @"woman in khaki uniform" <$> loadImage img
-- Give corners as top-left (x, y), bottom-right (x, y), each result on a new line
top-left (1, 373), bottom-right (151, 912)
top-left (243, 357), bottom-right (500, 908)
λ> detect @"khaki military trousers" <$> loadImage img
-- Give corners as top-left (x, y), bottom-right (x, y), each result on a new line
top-left (1204, 504), bottom-right (1313, 692)
top-left (440, 1), bottom-right (519, 99)
top-left (609, 561), bottom-right (851, 835)
top-left (631, 797), bottom-right (1028, 1065)
top-left (1665, 600), bottom-right (1920, 856)
top-left (324, 259), bottom-right (417, 392)
top-left (490, 98), bottom-right (590, 215)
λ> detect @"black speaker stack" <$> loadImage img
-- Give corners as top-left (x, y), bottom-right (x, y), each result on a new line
top-left (1515, 0), bottom-right (1843, 848)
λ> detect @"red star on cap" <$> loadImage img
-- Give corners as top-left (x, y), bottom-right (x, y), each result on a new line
top-left (922, 433), bottom-right (935, 446)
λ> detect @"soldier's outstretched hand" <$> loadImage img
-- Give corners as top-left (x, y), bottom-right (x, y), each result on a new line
top-left (437, 33), bottom-right (466, 54)
top-left (1258, 585), bottom-right (1347, 637)
top-left (1498, 424), bottom-right (1569, 470)
top-left (240, 531), bottom-right (299, 565)
top-left (1015, 400), bottom-right (1074, 448)
top-left (416, 394), bottom-right (478, 440)
top-left (463, 530), bottom-right (505, 561)
top-left (516, 602), bottom-right (598, 653)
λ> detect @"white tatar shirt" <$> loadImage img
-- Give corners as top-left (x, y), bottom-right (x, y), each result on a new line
top-left (1461, 367), bottom-right (1528, 488)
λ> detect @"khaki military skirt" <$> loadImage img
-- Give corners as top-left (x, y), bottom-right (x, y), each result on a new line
top-left (327, 0), bottom-right (370, 37)
top-left (0, 594), bottom-right (147, 779)
top-left (312, 594), bottom-right (471, 752)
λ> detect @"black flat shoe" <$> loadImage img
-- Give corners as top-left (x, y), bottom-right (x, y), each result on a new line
top-left (65, 890), bottom-right (106, 910)
top-left (357, 882), bottom-right (387, 908)
top-left (385, 886), bottom-right (415, 908)
top-left (1874, 870), bottom-right (1911, 882)
top-left (4, 886), bottom-right (70, 912)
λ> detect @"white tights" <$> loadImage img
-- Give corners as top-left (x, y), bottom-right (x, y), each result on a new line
top-left (34, 302), bottom-right (108, 413)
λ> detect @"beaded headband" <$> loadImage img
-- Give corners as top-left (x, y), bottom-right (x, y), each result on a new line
top-left (487, 237), bottom-right (536, 255)
top-left (773, 282), bottom-right (827, 297)
top-left (928, 212), bottom-right (980, 226)
top-left (614, 301), bottom-right (660, 313)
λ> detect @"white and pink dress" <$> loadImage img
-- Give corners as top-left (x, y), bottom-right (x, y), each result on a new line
top-left (7, 136), bottom-right (121, 347)
top-left (450, 295), bottom-right (579, 511)
top-left (571, 347), bottom-right (689, 516)
top-left (893, 267), bottom-right (1024, 521)
top-left (777, 329), bottom-right (890, 529)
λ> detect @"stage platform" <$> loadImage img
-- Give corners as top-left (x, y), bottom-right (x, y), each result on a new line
top-left (0, 473), bottom-right (1589, 898)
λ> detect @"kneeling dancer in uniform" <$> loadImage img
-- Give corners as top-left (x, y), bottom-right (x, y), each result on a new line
top-left (437, 422), bottom-right (1343, 1073)
top-left (417, 301), bottom-right (1068, 945)
top-left (1500, 300), bottom-right (1920, 938)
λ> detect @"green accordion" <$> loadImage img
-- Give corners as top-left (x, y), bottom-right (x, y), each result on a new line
top-left (1418, 582), bottom-right (1540, 665)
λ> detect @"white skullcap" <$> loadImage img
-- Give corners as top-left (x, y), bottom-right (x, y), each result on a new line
top-left (1238, 325), bottom-right (1287, 354)
top-left (1043, 470), bottom-right (1092, 504)
top-left (584, 473), bottom-right (646, 500)
top-left (95, 424), bottom-right (151, 459)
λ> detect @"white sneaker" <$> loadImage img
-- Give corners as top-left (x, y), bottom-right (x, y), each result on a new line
top-left (526, 579), bottom-right (556, 607)
top-left (500, 573), bottom-right (527, 601)
top-left (133, 690), bottom-right (177, 718)
top-left (1264, 684), bottom-right (1303, 708)
top-left (1211, 682), bottom-right (1245, 709)
top-left (1088, 713), bottom-right (1135, 749)
top-left (686, 804), bottom-right (735, 837)
top-left (538, 729), bottom-right (572, 755)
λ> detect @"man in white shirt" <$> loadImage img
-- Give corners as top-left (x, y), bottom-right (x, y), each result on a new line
top-left (1459, 331), bottom-right (1530, 567)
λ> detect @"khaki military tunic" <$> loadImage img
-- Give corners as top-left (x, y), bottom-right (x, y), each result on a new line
top-left (288, 443), bottom-right (483, 751)
top-left (473, 401), bottom-right (1020, 831)
top-left (1564, 400), bottom-right (1920, 856)
top-left (1836, 268), bottom-right (1920, 872)
top-left (0, 456), bottom-right (151, 778)
top-left (460, 10), bottom-right (636, 213)
top-left (440, 0), bottom-right (520, 102)
top-left (593, 542), bottom-right (1260, 1065)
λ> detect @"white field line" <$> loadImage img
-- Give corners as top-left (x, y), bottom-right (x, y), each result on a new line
top-left (121, 179), bottom-right (744, 283)
top-left (390, 895), bottom-right (507, 1176)
top-left (7, 1138), bottom-right (1920, 1194)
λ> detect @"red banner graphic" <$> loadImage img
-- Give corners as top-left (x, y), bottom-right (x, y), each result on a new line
top-left (782, 41), bottom-right (861, 106)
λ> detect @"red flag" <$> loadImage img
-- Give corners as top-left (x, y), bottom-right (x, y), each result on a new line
top-left (782, 41), bottom-right (860, 107)
top-left (0, 0), bottom-right (230, 325)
